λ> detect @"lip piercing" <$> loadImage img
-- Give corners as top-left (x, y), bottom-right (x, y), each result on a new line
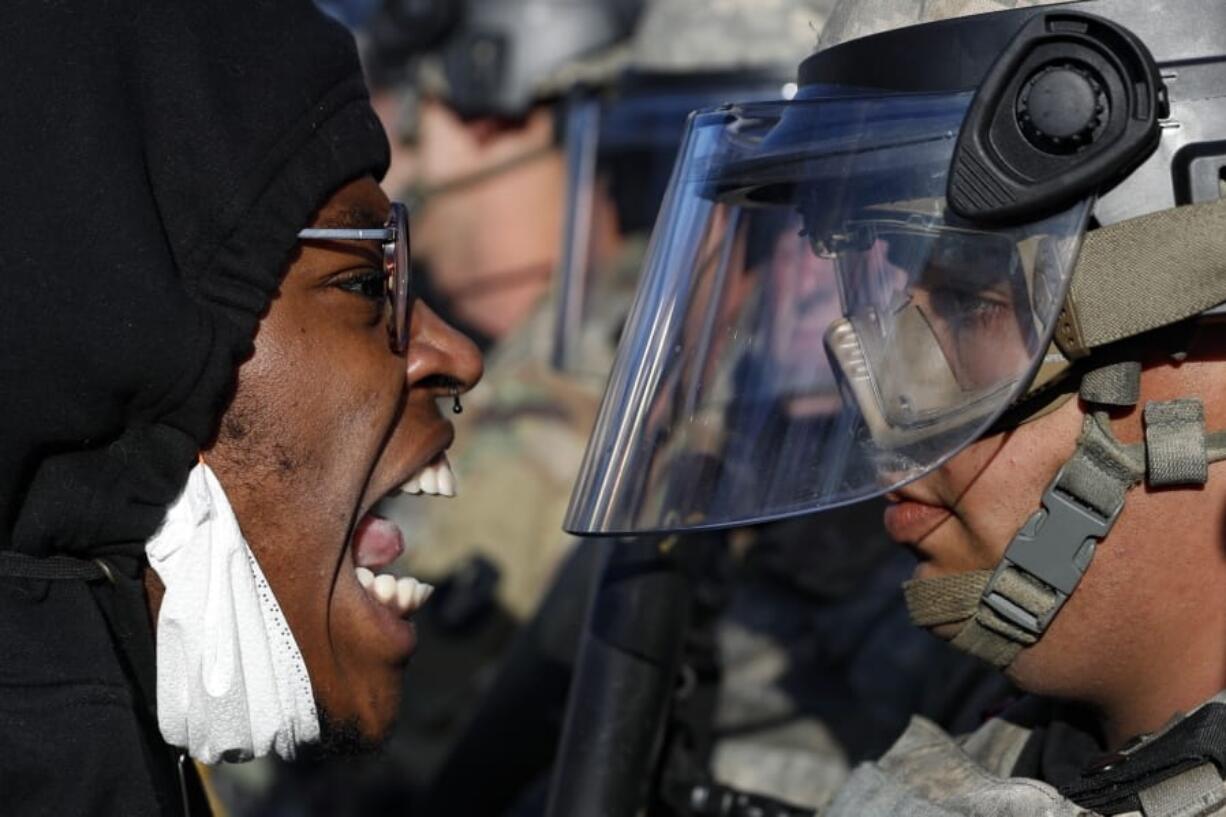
top-left (451, 387), bottom-right (463, 415)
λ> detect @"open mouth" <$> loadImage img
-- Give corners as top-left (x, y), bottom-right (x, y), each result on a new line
top-left (349, 452), bottom-right (458, 618)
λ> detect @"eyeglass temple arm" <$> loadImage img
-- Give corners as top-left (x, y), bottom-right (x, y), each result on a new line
top-left (297, 228), bottom-right (395, 240)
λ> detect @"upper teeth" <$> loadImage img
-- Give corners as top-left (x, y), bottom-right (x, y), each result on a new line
top-left (401, 454), bottom-right (456, 497)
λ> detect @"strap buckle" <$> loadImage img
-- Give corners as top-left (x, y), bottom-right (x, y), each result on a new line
top-left (981, 464), bottom-right (1124, 637)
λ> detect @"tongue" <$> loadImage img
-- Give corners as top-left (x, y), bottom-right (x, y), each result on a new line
top-left (353, 514), bottom-right (405, 570)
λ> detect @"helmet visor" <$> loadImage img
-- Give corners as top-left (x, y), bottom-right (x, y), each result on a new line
top-left (553, 80), bottom-right (800, 377)
top-left (564, 90), bottom-right (1092, 536)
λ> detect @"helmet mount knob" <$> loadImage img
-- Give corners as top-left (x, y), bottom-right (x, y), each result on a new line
top-left (947, 10), bottom-right (1164, 225)
top-left (1016, 62), bottom-right (1107, 155)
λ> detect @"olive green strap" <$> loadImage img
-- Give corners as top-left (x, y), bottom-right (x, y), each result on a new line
top-left (904, 198), bottom-right (1226, 668)
top-left (951, 567), bottom-right (1054, 669)
top-left (1078, 360), bottom-right (1141, 406)
top-left (1057, 410), bottom-right (1145, 517)
top-left (1146, 400), bottom-right (1209, 486)
top-left (1055, 196), bottom-right (1226, 359)
top-left (902, 571), bottom-right (990, 628)
top-left (903, 568), bottom-right (1056, 669)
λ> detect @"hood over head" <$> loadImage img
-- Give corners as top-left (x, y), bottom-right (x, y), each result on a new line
top-left (0, 0), bottom-right (390, 562)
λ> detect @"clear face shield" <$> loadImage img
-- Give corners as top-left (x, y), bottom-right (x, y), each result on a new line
top-left (564, 89), bottom-right (1092, 536)
top-left (550, 78), bottom-right (803, 376)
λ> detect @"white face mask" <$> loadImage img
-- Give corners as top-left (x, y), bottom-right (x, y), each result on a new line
top-left (145, 462), bottom-right (319, 764)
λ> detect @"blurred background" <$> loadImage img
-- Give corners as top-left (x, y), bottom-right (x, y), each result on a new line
top-left (206, 1), bottom-right (1018, 814)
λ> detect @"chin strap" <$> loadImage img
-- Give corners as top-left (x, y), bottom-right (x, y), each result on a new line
top-left (905, 362), bottom-right (1226, 669)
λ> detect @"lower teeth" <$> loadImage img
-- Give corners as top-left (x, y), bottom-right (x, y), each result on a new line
top-left (355, 566), bottom-right (434, 614)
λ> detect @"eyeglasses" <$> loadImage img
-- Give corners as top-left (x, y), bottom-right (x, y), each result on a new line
top-left (297, 202), bottom-right (412, 354)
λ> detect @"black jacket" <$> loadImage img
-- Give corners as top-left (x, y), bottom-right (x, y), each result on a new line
top-left (0, 2), bottom-right (388, 813)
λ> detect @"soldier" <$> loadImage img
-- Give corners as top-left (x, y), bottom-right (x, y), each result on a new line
top-left (389, 0), bottom-right (643, 350)
top-left (562, 0), bottom-right (1226, 814)
top-left (386, 0), bottom-right (834, 656)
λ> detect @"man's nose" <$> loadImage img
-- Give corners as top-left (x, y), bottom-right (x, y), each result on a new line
top-left (405, 299), bottom-right (484, 396)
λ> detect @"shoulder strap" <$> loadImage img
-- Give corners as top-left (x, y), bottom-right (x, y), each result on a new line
top-left (1055, 197), bottom-right (1226, 359)
top-left (1060, 702), bottom-right (1226, 816)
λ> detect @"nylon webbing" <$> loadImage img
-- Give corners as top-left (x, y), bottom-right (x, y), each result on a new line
top-left (1079, 361), bottom-right (1142, 406)
top-left (903, 412), bottom-right (1140, 669)
top-left (903, 569), bottom-right (1056, 668)
top-left (1208, 431), bottom-right (1226, 462)
top-left (1057, 411), bottom-right (1144, 518)
top-left (903, 570), bottom-right (990, 627)
top-left (1062, 702), bottom-right (1226, 815)
top-left (956, 566), bottom-right (1061, 668)
top-left (0, 551), bottom-right (112, 582)
top-left (1136, 763), bottom-right (1225, 817)
top-left (1056, 196), bottom-right (1226, 358)
top-left (1145, 400), bottom-right (1209, 487)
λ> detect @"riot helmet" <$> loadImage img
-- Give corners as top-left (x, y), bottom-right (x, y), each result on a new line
top-left (565, 0), bottom-right (1226, 667)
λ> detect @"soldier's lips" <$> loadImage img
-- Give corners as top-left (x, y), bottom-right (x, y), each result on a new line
top-left (883, 496), bottom-right (952, 548)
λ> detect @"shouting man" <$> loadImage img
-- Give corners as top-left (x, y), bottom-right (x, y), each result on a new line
top-left (0, 1), bottom-right (481, 814)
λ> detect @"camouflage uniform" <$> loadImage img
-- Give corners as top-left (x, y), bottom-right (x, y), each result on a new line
top-left (823, 692), bottom-right (1226, 817)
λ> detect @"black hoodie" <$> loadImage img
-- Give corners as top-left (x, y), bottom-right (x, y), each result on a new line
top-left (0, 2), bottom-right (388, 813)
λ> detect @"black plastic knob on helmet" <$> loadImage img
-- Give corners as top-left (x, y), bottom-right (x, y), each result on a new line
top-left (1015, 61), bottom-right (1108, 155)
top-left (948, 10), bottom-right (1166, 224)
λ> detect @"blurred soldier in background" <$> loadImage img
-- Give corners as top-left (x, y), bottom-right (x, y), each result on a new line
top-left (375, 0), bottom-right (645, 795)
top-left (379, 0), bottom-right (644, 349)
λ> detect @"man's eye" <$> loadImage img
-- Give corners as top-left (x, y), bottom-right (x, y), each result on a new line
top-left (335, 269), bottom-right (386, 302)
top-left (929, 287), bottom-right (1010, 331)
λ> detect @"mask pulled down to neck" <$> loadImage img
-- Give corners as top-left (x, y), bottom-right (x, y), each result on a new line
top-left (145, 462), bottom-right (319, 764)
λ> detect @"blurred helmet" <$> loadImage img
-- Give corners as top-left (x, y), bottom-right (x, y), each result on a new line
top-left (363, 0), bottom-right (463, 90)
top-left (566, 0), bottom-right (1226, 545)
top-left (427, 0), bottom-right (644, 119)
